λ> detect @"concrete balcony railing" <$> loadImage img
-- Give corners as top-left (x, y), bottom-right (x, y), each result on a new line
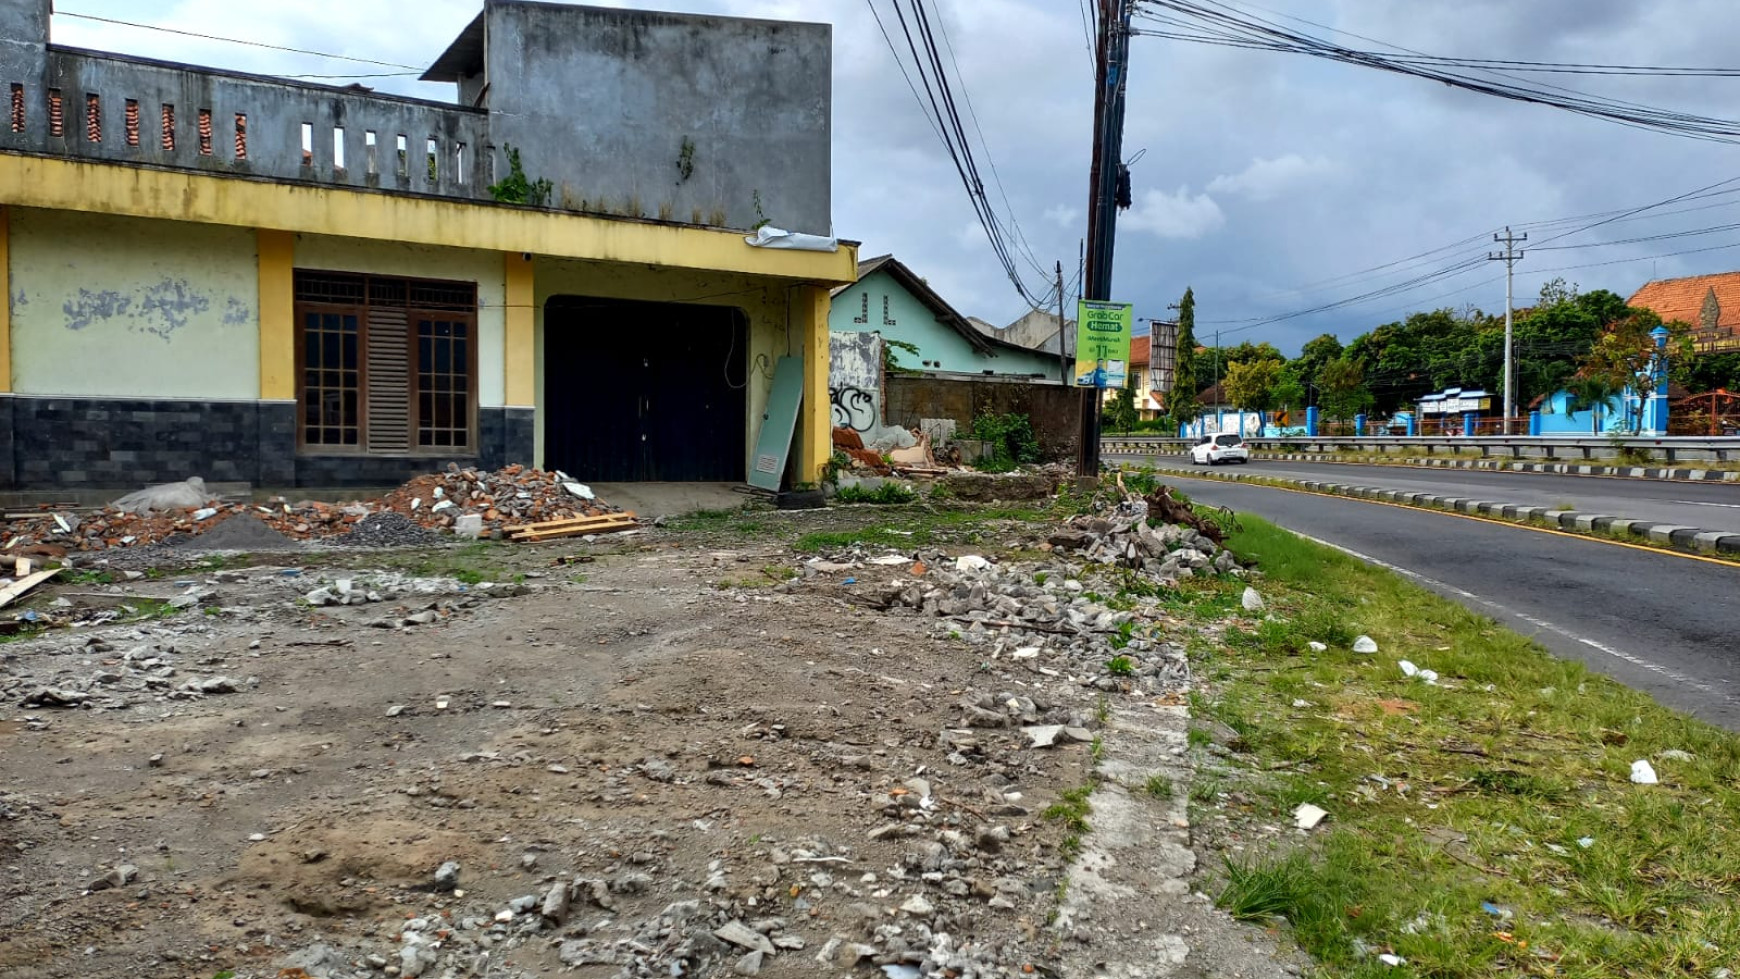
top-left (7, 46), bottom-right (491, 199)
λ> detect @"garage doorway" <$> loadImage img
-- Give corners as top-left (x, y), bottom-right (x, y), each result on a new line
top-left (543, 297), bottom-right (749, 482)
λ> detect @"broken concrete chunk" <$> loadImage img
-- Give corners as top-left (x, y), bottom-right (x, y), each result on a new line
top-left (21, 687), bottom-right (87, 708)
top-left (85, 864), bottom-right (138, 892)
top-left (1242, 586), bottom-right (1265, 611)
top-left (1352, 635), bottom-right (1379, 654)
top-left (540, 881), bottom-right (569, 923)
top-left (714, 920), bottom-right (776, 955)
top-left (433, 860), bottom-right (461, 890)
top-left (733, 950), bottom-right (766, 976)
top-left (900, 894), bottom-right (935, 916)
top-left (1630, 760), bottom-right (1659, 784)
top-left (1023, 725), bottom-right (1064, 748)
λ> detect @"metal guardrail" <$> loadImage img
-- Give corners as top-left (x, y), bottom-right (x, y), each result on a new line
top-left (1101, 435), bottom-right (1740, 464)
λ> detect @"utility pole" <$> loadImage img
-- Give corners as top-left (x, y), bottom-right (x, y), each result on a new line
top-left (1056, 260), bottom-right (1067, 383)
top-left (1213, 328), bottom-right (1222, 432)
top-left (1490, 227), bottom-right (1527, 434)
top-left (1075, 0), bottom-right (1135, 478)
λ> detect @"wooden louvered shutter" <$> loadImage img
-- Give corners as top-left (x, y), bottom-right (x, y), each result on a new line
top-left (365, 307), bottom-right (412, 453)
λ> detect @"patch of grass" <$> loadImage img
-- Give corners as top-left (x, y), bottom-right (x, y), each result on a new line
top-left (833, 482), bottom-right (919, 505)
top-left (1217, 851), bottom-right (1315, 922)
top-left (1104, 655), bottom-right (1135, 676)
top-left (1189, 514), bottom-right (1740, 976)
top-left (1186, 727), bottom-right (1213, 749)
top-left (1144, 773), bottom-right (1172, 798)
top-left (123, 599), bottom-right (181, 621)
top-left (62, 569), bottom-right (117, 586)
top-left (1043, 782), bottom-right (1096, 859)
top-left (386, 541), bottom-right (511, 585)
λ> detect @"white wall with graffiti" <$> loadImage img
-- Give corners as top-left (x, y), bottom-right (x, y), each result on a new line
top-left (829, 331), bottom-right (916, 451)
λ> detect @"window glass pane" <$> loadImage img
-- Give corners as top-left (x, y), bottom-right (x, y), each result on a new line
top-left (435, 337), bottom-right (450, 373)
top-left (322, 331), bottom-right (339, 366)
top-left (342, 332), bottom-right (358, 370)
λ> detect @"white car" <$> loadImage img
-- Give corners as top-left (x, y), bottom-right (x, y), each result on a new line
top-left (1191, 433), bottom-right (1250, 465)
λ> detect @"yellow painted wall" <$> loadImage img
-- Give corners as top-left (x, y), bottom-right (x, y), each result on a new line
top-left (0, 206), bottom-right (10, 393)
top-left (256, 230), bottom-right (295, 401)
top-left (9, 208), bottom-right (260, 399)
top-left (292, 235), bottom-right (508, 408)
top-left (1, 154), bottom-right (858, 287)
top-left (531, 258), bottom-right (788, 473)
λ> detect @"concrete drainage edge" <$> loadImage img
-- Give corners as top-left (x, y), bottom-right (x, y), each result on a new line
top-left (1242, 452), bottom-right (1740, 484)
top-left (1150, 466), bottom-right (1740, 558)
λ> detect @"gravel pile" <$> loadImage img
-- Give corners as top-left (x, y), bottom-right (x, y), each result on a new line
top-left (326, 512), bottom-right (452, 549)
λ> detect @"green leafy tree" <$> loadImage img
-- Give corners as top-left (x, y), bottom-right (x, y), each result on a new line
top-left (1102, 381), bottom-right (1139, 433)
top-left (1220, 341), bottom-right (1286, 369)
top-left (1563, 374), bottom-right (1623, 433)
top-left (1292, 333), bottom-right (1344, 404)
top-left (1577, 311), bottom-right (1692, 433)
top-left (1319, 356), bottom-right (1374, 423)
top-left (1677, 350), bottom-right (1740, 393)
top-left (1272, 365), bottom-right (1307, 425)
top-left (1223, 358), bottom-right (1281, 424)
top-left (1170, 288), bottom-right (1200, 423)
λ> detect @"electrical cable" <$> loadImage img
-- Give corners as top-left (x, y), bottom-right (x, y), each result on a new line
top-left (56, 10), bottom-right (425, 71)
top-left (1132, 0), bottom-right (1740, 144)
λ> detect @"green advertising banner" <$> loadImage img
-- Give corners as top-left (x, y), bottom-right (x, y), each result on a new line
top-left (1074, 300), bottom-right (1133, 388)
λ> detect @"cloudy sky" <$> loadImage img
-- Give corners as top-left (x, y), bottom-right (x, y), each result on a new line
top-left (50, 0), bottom-right (1740, 354)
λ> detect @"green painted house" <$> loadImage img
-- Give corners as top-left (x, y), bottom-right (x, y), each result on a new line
top-left (829, 255), bottom-right (1062, 380)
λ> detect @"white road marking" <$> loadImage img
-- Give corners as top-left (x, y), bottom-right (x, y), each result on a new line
top-left (1292, 532), bottom-right (1730, 700)
top-left (1673, 500), bottom-right (1740, 509)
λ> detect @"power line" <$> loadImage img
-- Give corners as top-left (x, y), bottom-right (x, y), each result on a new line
top-left (55, 10), bottom-right (425, 71)
top-left (866, 0), bottom-right (1053, 308)
top-left (1132, 0), bottom-right (1740, 144)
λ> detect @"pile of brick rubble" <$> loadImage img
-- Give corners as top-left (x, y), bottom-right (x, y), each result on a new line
top-left (1, 465), bottom-right (623, 553)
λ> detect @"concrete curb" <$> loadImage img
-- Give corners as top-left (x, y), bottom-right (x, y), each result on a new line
top-left (1135, 464), bottom-right (1740, 557)
top-left (1245, 451), bottom-right (1740, 484)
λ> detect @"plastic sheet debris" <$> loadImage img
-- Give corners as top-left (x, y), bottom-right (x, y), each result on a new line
top-left (1294, 803), bottom-right (1329, 830)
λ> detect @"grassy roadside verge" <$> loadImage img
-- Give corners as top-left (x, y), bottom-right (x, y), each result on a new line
top-left (1182, 515), bottom-right (1740, 977)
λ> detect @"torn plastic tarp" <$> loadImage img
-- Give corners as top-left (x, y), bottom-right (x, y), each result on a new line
top-left (744, 226), bottom-right (840, 252)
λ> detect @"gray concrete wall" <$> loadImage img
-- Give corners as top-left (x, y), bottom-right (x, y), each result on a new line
top-left (0, 0), bottom-right (47, 95)
top-left (4, 45), bottom-right (489, 198)
top-left (482, 1), bottom-right (831, 234)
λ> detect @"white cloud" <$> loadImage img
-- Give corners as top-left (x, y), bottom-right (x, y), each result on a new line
top-left (1044, 204), bottom-right (1081, 228)
top-left (1207, 154), bottom-right (1337, 202)
top-left (1122, 187), bottom-right (1225, 240)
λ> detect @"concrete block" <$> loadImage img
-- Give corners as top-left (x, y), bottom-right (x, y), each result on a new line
top-left (1692, 531), bottom-right (1732, 552)
top-left (1645, 524), bottom-right (1697, 544)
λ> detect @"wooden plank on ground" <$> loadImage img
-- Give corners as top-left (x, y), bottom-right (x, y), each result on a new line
top-left (510, 523), bottom-right (639, 543)
top-left (505, 512), bottom-right (637, 534)
top-left (510, 519), bottom-right (640, 543)
top-left (0, 567), bottom-right (62, 611)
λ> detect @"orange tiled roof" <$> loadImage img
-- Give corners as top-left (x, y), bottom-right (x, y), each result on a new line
top-left (1628, 272), bottom-right (1740, 349)
top-left (1128, 334), bottom-right (1150, 368)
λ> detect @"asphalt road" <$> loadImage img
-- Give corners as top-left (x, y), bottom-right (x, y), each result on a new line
top-left (1167, 476), bottom-right (1740, 730)
top-left (1114, 453), bottom-right (1740, 534)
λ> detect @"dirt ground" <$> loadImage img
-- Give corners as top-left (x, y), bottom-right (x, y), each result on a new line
top-left (0, 507), bottom-right (1130, 979)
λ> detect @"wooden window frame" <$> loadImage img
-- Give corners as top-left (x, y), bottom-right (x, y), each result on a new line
top-left (293, 270), bottom-right (479, 457)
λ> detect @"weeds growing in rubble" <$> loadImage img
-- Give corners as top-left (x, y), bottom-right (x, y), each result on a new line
top-left (1182, 516), bottom-right (1740, 977)
top-left (1144, 774), bottom-right (1172, 798)
top-left (832, 482), bottom-right (919, 505)
top-left (1104, 655), bottom-right (1136, 676)
top-left (1043, 783), bottom-right (1096, 859)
